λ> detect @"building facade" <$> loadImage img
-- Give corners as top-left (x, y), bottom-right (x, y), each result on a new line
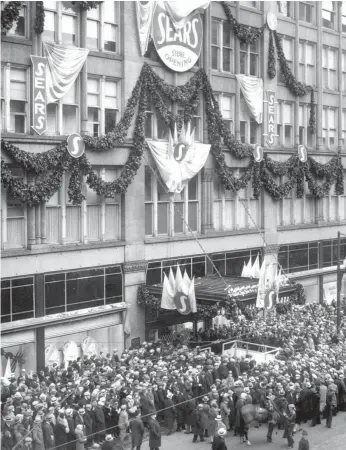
top-left (1, 1), bottom-right (346, 372)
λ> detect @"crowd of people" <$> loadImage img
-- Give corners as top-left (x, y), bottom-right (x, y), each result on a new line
top-left (1, 303), bottom-right (346, 450)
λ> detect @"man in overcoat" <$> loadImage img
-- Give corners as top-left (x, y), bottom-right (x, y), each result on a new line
top-left (148, 413), bottom-right (161, 450)
top-left (129, 410), bottom-right (145, 450)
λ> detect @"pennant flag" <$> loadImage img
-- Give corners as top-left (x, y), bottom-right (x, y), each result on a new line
top-left (161, 272), bottom-right (176, 310)
top-left (256, 262), bottom-right (267, 308)
top-left (246, 258), bottom-right (253, 278)
top-left (43, 42), bottom-right (89, 104)
top-left (124, 308), bottom-right (132, 336)
top-left (275, 267), bottom-right (281, 305)
top-left (252, 253), bottom-right (261, 279)
top-left (136, 1), bottom-right (156, 55)
top-left (4, 357), bottom-right (11, 379)
top-left (241, 261), bottom-right (247, 278)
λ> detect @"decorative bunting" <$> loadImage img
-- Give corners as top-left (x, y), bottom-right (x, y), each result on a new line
top-left (136, 1), bottom-right (156, 56)
top-left (235, 74), bottom-right (263, 124)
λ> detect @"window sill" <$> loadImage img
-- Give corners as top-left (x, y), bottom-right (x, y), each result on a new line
top-left (1, 36), bottom-right (32, 46)
top-left (145, 228), bottom-right (264, 244)
top-left (277, 14), bottom-right (295, 24)
top-left (1, 134), bottom-right (66, 144)
top-left (212, 70), bottom-right (236, 78)
top-left (322, 28), bottom-right (339, 36)
top-left (277, 220), bottom-right (346, 232)
top-left (298, 21), bottom-right (317, 30)
top-left (323, 89), bottom-right (339, 95)
top-left (88, 51), bottom-right (123, 61)
top-left (287, 265), bottom-right (342, 280)
top-left (1, 240), bottom-right (126, 258)
top-left (239, 6), bottom-right (262, 16)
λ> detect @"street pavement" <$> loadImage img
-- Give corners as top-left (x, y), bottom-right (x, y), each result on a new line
top-left (120, 412), bottom-right (346, 450)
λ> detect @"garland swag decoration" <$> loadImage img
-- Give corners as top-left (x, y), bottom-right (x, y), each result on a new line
top-left (1, 1), bottom-right (22, 36)
top-left (34, 1), bottom-right (45, 35)
top-left (267, 30), bottom-right (276, 79)
top-left (72, 1), bottom-right (103, 10)
top-left (221, 2), bottom-right (266, 45)
top-left (1, 64), bottom-right (344, 205)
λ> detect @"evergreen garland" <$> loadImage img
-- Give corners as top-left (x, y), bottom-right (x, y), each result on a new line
top-left (267, 30), bottom-right (276, 79)
top-left (34, 1), bottom-right (45, 35)
top-left (1, 1), bottom-right (22, 36)
top-left (72, 1), bottom-right (103, 11)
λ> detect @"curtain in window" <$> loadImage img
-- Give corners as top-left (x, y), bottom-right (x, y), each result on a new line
top-left (44, 42), bottom-right (89, 104)
top-left (236, 74), bottom-right (263, 123)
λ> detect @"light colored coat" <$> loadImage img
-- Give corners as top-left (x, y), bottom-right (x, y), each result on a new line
top-left (75, 427), bottom-right (86, 450)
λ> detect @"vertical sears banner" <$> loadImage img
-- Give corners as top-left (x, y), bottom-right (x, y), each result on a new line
top-left (266, 90), bottom-right (276, 147)
top-left (31, 55), bottom-right (48, 135)
top-left (152, 4), bottom-right (203, 72)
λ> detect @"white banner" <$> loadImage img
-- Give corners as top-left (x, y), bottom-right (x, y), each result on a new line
top-left (161, 266), bottom-right (197, 314)
top-left (146, 123), bottom-right (210, 194)
top-left (236, 74), bottom-right (263, 124)
top-left (136, 1), bottom-right (156, 55)
top-left (43, 42), bottom-right (89, 104)
top-left (158, 0), bottom-right (210, 29)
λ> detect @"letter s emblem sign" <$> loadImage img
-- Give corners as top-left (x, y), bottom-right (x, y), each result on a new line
top-left (253, 144), bottom-right (263, 162)
top-left (67, 133), bottom-right (85, 159)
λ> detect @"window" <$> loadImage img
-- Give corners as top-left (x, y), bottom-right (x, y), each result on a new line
top-left (145, 97), bottom-right (171, 141)
top-left (213, 173), bottom-right (260, 231)
top-left (240, 95), bottom-right (258, 145)
top-left (277, 1), bottom-right (293, 18)
top-left (343, 2), bottom-right (346, 32)
top-left (43, 1), bottom-right (78, 46)
top-left (278, 38), bottom-right (293, 83)
top-left (3, 2), bottom-right (27, 38)
top-left (44, 266), bottom-right (123, 315)
top-left (87, 3), bottom-right (118, 52)
top-left (1, 277), bottom-right (34, 323)
top-left (145, 167), bottom-right (200, 236)
top-left (343, 110), bottom-right (346, 149)
top-left (299, 1), bottom-right (314, 23)
top-left (277, 102), bottom-right (293, 148)
top-left (211, 19), bottom-right (233, 72)
top-left (278, 242), bottom-right (318, 273)
top-left (3, 67), bottom-right (28, 134)
top-left (146, 255), bottom-right (207, 285)
top-left (322, 239), bottom-right (346, 268)
top-left (2, 168), bottom-right (26, 249)
top-left (322, 1), bottom-right (336, 29)
top-left (240, 41), bottom-right (259, 77)
top-left (46, 80), bottom-right (79, 136)
top-left (212, 248), bottom-right (263, 277)
top-left (178, 101), bottom-right (202, 142)
top-left (215, 93), bottom-right (234, 134)
top-left (342, 52), bottom-right (346, 92)
top-left (299, 104), bottom-right (314, 148)
top-left (323, 47), bottom-right (337, 90)
top-left (322, 107), bottom-right (337, 150)
top-left (299, 41), bottom-right (315, 86)
top-left (87, 77), bottom-right (119, 136)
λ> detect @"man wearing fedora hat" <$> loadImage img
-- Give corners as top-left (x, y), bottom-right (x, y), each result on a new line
top-left (212, 427), bottom-right (227, 450)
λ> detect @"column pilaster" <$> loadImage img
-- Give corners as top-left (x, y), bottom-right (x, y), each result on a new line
top-left (201, 167), bottom-right (214, 233)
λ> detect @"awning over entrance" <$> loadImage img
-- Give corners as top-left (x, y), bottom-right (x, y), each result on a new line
top-left (146, 275), bottom-right (296, 304)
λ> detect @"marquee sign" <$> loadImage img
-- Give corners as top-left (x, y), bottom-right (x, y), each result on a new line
top-left (31, 55), bottom-right (48, 135)
top-left (152, 4), bottom-right (203, 72)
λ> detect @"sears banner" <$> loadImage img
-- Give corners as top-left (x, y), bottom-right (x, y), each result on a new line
top-left (31, 55), bottom-right (47, 135)
top-left (152, 4), bottom-right (203, 72)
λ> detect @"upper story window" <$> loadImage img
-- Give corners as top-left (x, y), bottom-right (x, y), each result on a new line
top-left (87, 2), bottom-right (119, 53)
top-left (299, 41), bottom-right (316, 86)
top-left (277, 1), bottom-right (293, 18)
top-left (43, 1), bottom-right (78, 46)
top-left (46, 80), bottom-right (79, 136)
top-left (1, 277), bottom-right (34, 324)
top-left (87, 77), bottom-right (119, 136)
top-left (240, 41), bottom-right (259, 77)
top-left (322, 107), bottom-right (337, 150)
top-left (342, 52), bottom-right (346, 92)
top-left (211, 19), bottom-right (234, 73)
top-left (215, 93), bottom-right (235, 134)
top-left (299, 103), bottom-right (314, 149)
top-left (2, 2), bottom-right (28, 38)
top-left (240, 94), bottom-right (258, 145)
top-left (342, 2), bottom-right (346, 33)
top-left (277, 102), bottom-right (293, 148)
top-left (299, 1), bottom-right (314, 23)
top-left (279, 242), bottom-right (318, 273)
top-left (145, 97), bottom-right (171, 141)
top-left (145, 168), bottom-right (200, 237)
top-left (342, 109), bottom-right (346, 149)
top-left (1, 65), bottom-right (29, 134)
top-left (278, 38), bottom-right (293, 83)
top-left (212, 248), bottom-right (263, 277)
top-left (323, 47), bottom-right (337, 90)
top-left (178, 100), bottom-right (202, 142)
top-left (322, 1), bottom-right (336, 30)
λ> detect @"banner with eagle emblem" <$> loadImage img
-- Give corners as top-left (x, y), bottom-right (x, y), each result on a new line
top-left (146, 123), bottom-right (211, 194)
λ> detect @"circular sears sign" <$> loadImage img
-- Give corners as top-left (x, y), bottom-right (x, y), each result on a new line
top-left (67, 133), bottom-right (85, 158)
top-left (267, 12), bottom-right (278, 31)
top-left (152, 4), bottom-right (203, 72)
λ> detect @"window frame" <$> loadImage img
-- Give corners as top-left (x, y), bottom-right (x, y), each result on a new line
top-left (322, 107), bottom-right (337, 150)
top-left (1, 276), bottom-right (35, 323)
top-left (240, 41), bottom-right (259, 77)
top-left (42, 1), bottom-right (80, 46)
top-left (298, 103), bottom-right (315, 149)
top-left (298, 1), bottom-right (314, 23)
top-left (2, 2), bottom-right (29, 39)
top-left (298, 40), bottom-right (316, 86)
top-left (214, 92), bottom-right (235, 135)
top-left (86, 2), bottom-right (120, 53)
top-left (277, 101), bottom-right (294, 148)
top-left (277, 1), bottom-right (294, 19)
top-left (145, 167), bottom-right (201, 237)
top-left (322, 1), bottom-right (336, 30)
top-left (211, 18), bottom-right (234, 73)
top-left (323, 46), bottom-right (338, 91)
top-left (278, 37), bottom-right (293, 84)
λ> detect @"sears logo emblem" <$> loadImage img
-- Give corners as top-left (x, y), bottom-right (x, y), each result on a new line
top-left (297, 145), bottom-right (307, 163)
top-left (67, 133), bottom-right (85, 158)
top-left (264, 289), bottom-right (276, 311)
top-left (173, 143), bottom-right (189, 162)
top-left (173, 290), bottom-right (192, 315)
top-left (152, 4), bottom-right (203, 72)
top-left (253, 144), bottom-right (263, 163)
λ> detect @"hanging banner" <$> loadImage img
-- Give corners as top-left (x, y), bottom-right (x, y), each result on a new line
top-left (161, 266), bottom-right (197, 315)
top-left (136, 1), bottom-right (156, 56)
top-left (152, 3), bottom-right (203, 72)
top-left (265, 90), bottom-right (276, 147)
top-left (31, 55), bottom-right (48, 135)
top-left (159, 1), bottom-right (210, 29)
top-left (43, 42), bottom-right (89, 104)
top-left (146, 123), bottom-right (211, 193)
top-left (235, 74), bottom-right (263, 124)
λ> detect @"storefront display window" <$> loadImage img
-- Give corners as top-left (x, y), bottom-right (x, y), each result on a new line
top-left (1, 277), bottom-right (34, 323)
